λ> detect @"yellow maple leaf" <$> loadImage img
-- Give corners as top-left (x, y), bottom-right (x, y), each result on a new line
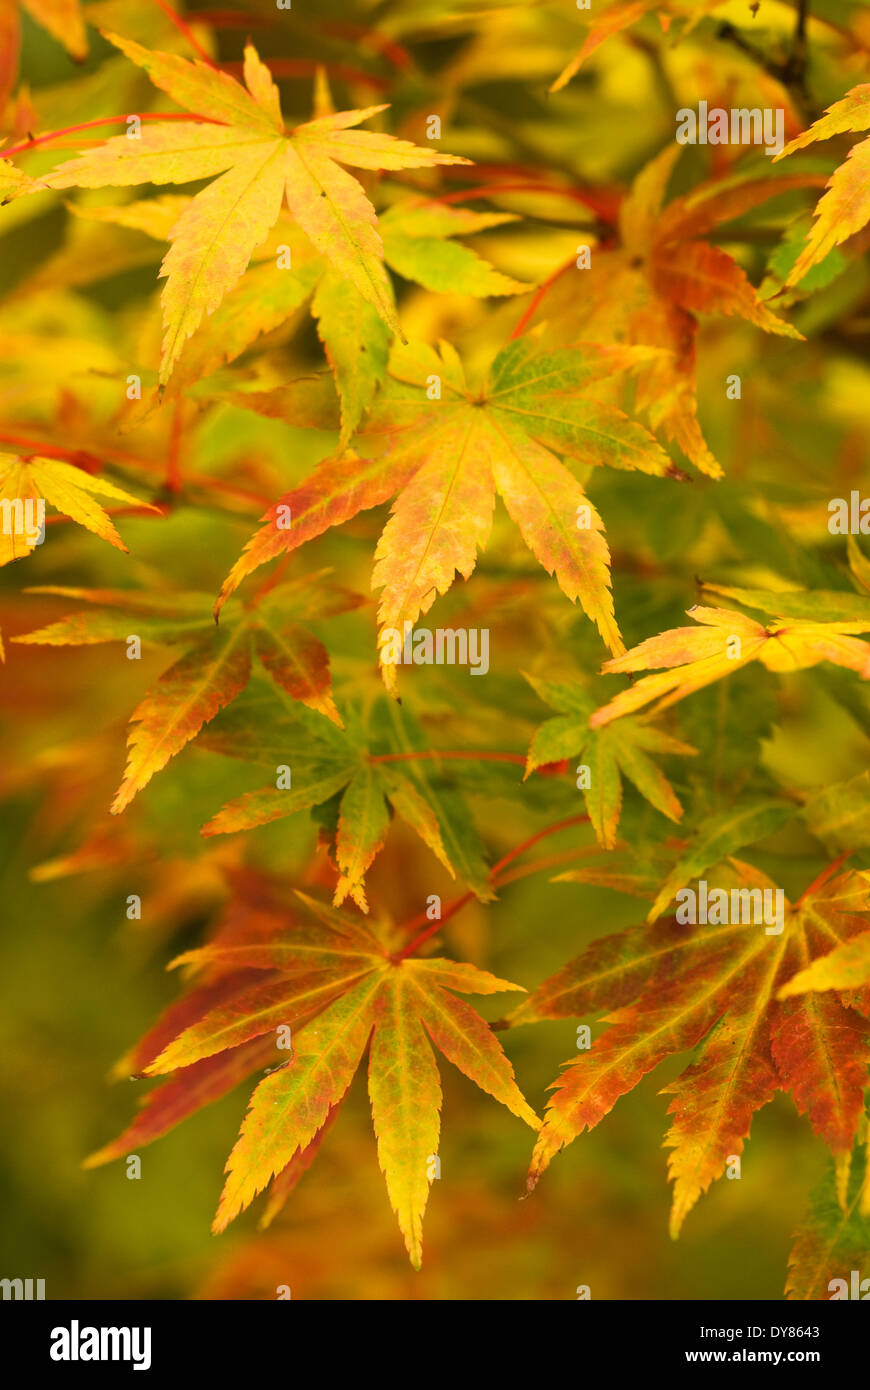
top-left (774, 83), bottom-right (870, 286)
top-left (0, 454), bottom-right (157, 566)
top-left (590, 603), bottom-right (870, 726)
top-left (43, 35), bottom-right (470, 382)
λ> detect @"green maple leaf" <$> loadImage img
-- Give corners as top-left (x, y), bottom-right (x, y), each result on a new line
top-left (787, 1147), bottom-right (870, 1300)
top-left (524, 672), bottom-right (696, 848)
top-left (201, 690), bottom-right (495, 910)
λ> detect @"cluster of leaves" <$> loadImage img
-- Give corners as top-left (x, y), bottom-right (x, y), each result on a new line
top-left (3, 0), bottom-right (870, 1295)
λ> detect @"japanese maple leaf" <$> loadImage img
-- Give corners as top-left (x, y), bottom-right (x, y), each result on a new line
top-left (509, 862), bottom-right (870, 1236)
top-left (535, 147), bottom-right (811, 478)
top-left (86, 888), bottom-right (538, 1268)
top-left (199, 689), bottom-right (495, 910)
top-left (589, 600), bottom-right (870, 728)
top-left (14, 574), bottom-right (361, 811)
top-left (0, 453), bottom-right (156, 565)
top-left (773, 84), bottom-right (870, 286)
top-left (217, 334), bottom-right (678, 685)
top-left (523, 672), bottom-right (696, 848)
top-left (42, 34), bottom-right (469, 382)
top-left (787, 1154), bottom-right (870, 1300)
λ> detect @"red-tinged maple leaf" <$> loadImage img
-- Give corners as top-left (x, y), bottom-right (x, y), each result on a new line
top-left (87, 889), bottom-right (538, 1268)
top-left (773, 84), bottom-right (870, 286)
top-left (217, 334), bottom-right (679, 687)
top-left (508, 862), bottom-right (870, 1237)
top-left (41, 34), bottom-right (470, 381)
top-left (0, 453), bottom-right (158, 564)
top-left (13, 574), bottom-right (362, 811)
top-left (589, 601), bottom-right (870, 728)
top-left (533, 148), bottom-right (811, 477)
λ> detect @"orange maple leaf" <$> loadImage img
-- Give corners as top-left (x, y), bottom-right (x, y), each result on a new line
top-left (511, 862), bottom-right (870, 1236)
top-left (85, 887), bottom-right (538, 1268)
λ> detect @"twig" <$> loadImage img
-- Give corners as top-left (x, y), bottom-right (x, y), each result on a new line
top-left (394, 813), bottom-right (591, 960)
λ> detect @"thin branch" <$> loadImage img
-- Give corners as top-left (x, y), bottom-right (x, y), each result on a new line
top-left (0, 431), bottom-right (272, 508)
top-left (717, 0), bottom-right (812, 97)
top-left (151, 0), bottom-right (218, 68)
top-left (509, 254), bottom-right (574, 340)
top-left (370, 750), bottom-right (526, 767)
top-left (782, 0), bottom-right (811, 94)
top-left (488, 814), bottom-right (592, 880)
top-left (493, 844), bottom-right (614, 888)
top-left (393, 893), bottom-right (475, 962)
top-left (796, 850), bottom-right (851, 904)
top-left (165, 402), bottom-right (185, 495)
top-left (394, 813), bottom-right (591, 961)
top-left (2, 112), bottom-right (218, 159)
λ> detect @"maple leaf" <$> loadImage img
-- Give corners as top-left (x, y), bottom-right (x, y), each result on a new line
top-left (787, 1151), bottom-right (870, 1300)
top-left (589, 601), bottom-right (870, 728)
top-left (87, 888), bottom-right (538, 1268)
top-left (535, 148), bottom-right (810, 477)
top-left (217, 334), bottom-right (677, 684)
top-left (801, 770), bottom-right (870, 859)
top-left (614, 149), bottom-right (807, 476)
top-left (510, 862), bottom-right (870, 1236)
top-left (773, 85), bottom-right (870, 286)
top-left (200, 690), bottom-right (495, 910)
top-left (0, 453), bottom-right (157, 565)
top-left (42, 34), bottom-right (470, 382)
top-left (523, 672), bottom-right (696, 848)
top-left (701, 581), bottom-right (870, 626)
top-left (376, 199), bottom-right (532, 299)
top-left (14, 574), bottom-right (361, 811)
